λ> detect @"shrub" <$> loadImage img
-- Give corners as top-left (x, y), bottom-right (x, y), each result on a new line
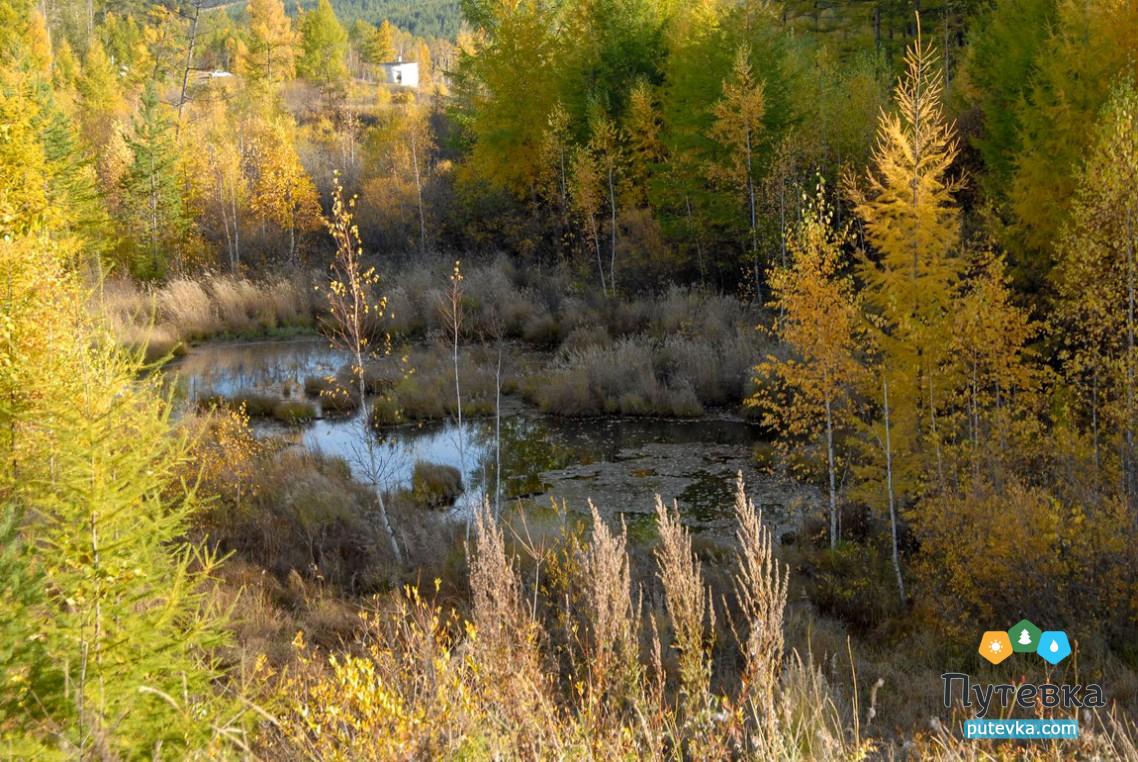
top-left (559, 324), bottom-right (611, 353)
top-left (233, 392), bottom-right (278, 417)
top-left (317, 389), bottom-right (360, 416)
top-left (522, 312), bottom-right (562, 348)
top-left (527, 369), bottom-right (597, 416)
top-left (370, 396), bottom-right (404, 426)
top-left (203, 446), bottom-right (391, 592)
top-left (361, 361), bottom-right (405, 393)
top-left (657, 381), bottom-right (704, 418)
top-left (307, 374), bottom-right (361, 415)
top-left (393, 376), bottom-right (448, 420)
top-left (304, 375), bottom-right (334, 397)
top-left (384, 285), bottom-right (428, 337)
top-left (529, 336), bottom-right (713, 417)
top-left (807, 541), bottom-right (905, 634)
top-left (410, 462), bottom-right (463, 508)
top-left (658, 335), bottom-right (724, 404)
top-left (272, 400), bottom-right (316, 424)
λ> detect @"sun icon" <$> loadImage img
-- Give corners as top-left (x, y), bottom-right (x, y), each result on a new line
top-left (979, 631), bottom-right (1013, 664)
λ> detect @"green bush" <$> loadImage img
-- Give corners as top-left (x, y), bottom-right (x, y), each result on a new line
top-left (410, 461), bottom-right (463, 509)
top-left (319, 392), bottom-right (360, 417)
top-left (233, 392), bottom-right (279, 417)
top-left (370, 396), bottom-right (404, 426)
top-left (272, 400), bottom-right (316, 424)
top-left (807, 541), bottom-right (905, 634)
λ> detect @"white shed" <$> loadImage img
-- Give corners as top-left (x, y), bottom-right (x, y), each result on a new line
top-left (380, 59), bottom-right (419, 89)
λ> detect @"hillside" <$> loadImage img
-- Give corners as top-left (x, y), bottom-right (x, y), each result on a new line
top-left (325, 0), bottom-right (461, 38)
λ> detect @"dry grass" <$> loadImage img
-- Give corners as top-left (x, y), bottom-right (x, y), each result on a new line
top-left (100, 274), bottom-right (316, 358)
top-left (578, 502), bottom-right (641, 719)
top-left (248, 472), bottom-right (1138, 760)
top-left (731, 471), bottom-right (790, 750)
top-left (653, 494), bottom-right (715, 740)
top-left (525, 327), bottom-right (760, 416)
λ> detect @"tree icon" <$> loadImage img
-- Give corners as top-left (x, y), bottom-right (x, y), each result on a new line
top-left (1009, 619), bottom-right (1043, 653)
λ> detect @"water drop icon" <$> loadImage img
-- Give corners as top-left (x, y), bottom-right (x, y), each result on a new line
top-left (1037, 631), bottom-right (1070, 664)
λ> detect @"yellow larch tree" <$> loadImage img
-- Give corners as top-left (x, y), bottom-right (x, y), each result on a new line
top-left (241, 0), bottom-right (296, 95)
top-left (709, 43), bottom-right (765, 297)
top-left (537, 102), bottom-right (572, 230)
top-left (570, 142), bottom-right (607, 295)
top-left (846, 24), bottom-right (963, 509)
top-left (587, 110), bottom-right (623, 293)
top-left (624, 78), bottom-right (664, 210)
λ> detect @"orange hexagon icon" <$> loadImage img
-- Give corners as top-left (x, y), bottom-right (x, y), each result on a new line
top-left (979, 630), bottom-right (1013, 665)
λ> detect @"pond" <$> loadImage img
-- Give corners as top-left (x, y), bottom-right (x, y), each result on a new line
top-left (168, 337), bottom-right (813, 539)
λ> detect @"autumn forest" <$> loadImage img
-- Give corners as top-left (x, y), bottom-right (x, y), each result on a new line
top-left (3, 0), bottom-right (1138, 757)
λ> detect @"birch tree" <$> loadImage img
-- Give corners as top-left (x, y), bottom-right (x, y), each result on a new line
top-left (752, 181), bottom-right (864, 549)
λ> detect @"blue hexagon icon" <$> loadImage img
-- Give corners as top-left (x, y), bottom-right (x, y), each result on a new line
top-left (1037, 631), bottom-right (1071, 665)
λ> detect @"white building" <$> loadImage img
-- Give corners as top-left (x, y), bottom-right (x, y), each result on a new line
top-left (380, 58), bottom-right (419, 89)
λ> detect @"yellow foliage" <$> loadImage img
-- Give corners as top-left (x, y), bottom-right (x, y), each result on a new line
top-left (753, 181), bottom-right (864, 545)
top-left (914, 480), bottom-right (1133, 634)
top-left (248, 117), bottom-right (321, 265)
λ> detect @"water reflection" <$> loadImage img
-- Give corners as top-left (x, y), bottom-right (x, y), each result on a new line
top-left (170, 338), bottom-right (806, 535)
top-left (167, 336), bottom-right (345, 399)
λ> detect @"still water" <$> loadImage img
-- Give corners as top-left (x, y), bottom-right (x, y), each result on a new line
top-left (169, 337), bottom-right (810, 536)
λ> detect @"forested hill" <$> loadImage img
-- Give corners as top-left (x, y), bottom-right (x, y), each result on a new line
top-left (319, 0), bottom-right (460, 37)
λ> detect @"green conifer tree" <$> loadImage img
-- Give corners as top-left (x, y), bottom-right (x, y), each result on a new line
top-left (120, 81), bottom-right (189, 277)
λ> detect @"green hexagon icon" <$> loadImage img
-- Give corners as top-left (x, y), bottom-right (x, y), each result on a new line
top-left (1008, 619), bottom-right (1043, 653)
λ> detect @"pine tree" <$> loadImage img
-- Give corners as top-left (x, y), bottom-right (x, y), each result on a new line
top-left (570, 142), bottom-right (607, 295)
top-left (34, 82), bottom-right (114, 262)
top-left (1, 230), bottom-right (238, 755)
top-left (0, 505), bottom-right (49, 751)
top-left (297, 0), bottom-right (348, 89)
top-left (951, 251), bottom-right (1039, 481)
top-left (1008, 0), bottom-right (1138, 282)
top-left (587, 110), bottom-right (623, 293)
top-left (0, 9), bottom-right (238, 749)
top-left (413, 39), bottom-right (432, 85)
top-left (623, 78), bottom-right (664, 210)
top-left (538, 102), bottom-right (573, 236)
top-left (369, 19), bottom-right (396, 64)
top-left (955, 0), bottom-right (1055, 205)
top-left (26, 8), bottom-right (50, 75)
top-left (120, 81), bottom-right (189, 277)
top-left (455, 0), bottom-right (561, 198)
top-left (76, 38), bottom-right (126, 156)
